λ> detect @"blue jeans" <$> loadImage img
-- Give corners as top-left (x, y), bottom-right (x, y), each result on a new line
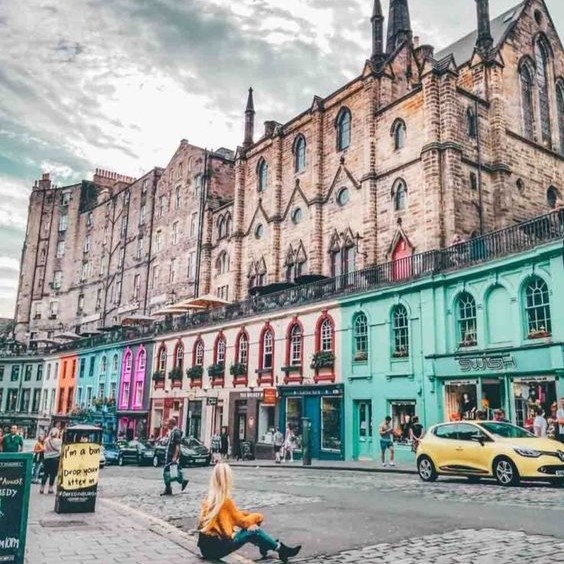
top-left (198, 528), bottom-right (278, 560)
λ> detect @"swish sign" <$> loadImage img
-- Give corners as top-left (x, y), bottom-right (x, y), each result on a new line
top-left (456, 354), bottom-right (516, 372)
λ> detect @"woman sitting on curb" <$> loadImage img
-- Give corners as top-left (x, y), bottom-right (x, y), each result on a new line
top-left (197, 463), bottom-right (301, 562)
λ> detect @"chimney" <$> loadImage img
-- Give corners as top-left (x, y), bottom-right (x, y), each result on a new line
top-left (243, 87), bottom-right (255, 150)
top-left (475, 0), bottom-right (494, 53)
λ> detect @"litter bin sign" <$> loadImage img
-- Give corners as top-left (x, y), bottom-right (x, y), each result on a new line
top-left (0, 453), bottom-right (32, 564)
top-left (239, 440), bottom-right (254, 461)
top-left (55, 424), bottom-right (102, 514)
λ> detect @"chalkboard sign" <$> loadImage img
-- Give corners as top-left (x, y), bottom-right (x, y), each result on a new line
top-left (239, 440), bottom-right (254, 461)
top-left (0, 453), bottom-right (32, 564)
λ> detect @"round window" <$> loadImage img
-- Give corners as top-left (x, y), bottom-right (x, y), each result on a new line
top-left (291, 208), bottom-right (303, 224)
top-left (337, 187), bottom-right (350, 206)
top-left (255, 224), bottom-right (264, 239)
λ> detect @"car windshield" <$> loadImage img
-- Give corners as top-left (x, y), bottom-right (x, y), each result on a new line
top-left (182, 437), bottom-right (204, 448)
top-left (477, 422), bottom-right (534, 439)
top-left (103, 443), bottom-right (118, 450)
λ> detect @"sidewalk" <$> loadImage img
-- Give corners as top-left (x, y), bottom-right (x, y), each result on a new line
top-left (26, 487), bottom-right (253, 564)
top-left (229, 459), bottom-right (418, 475)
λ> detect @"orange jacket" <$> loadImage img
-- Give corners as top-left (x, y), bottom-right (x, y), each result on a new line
top-left (200, 498), bottom-right (263, 539)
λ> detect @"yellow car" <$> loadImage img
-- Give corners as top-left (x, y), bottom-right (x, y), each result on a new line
top-left (416, 421), bottom-right (564, 487)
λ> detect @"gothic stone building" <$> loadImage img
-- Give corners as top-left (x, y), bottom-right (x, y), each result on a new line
top-left (201, 0), bottom-right (564, 303)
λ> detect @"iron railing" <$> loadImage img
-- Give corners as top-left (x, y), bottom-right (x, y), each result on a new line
top-left (17, 209), bottom-right (564, 355)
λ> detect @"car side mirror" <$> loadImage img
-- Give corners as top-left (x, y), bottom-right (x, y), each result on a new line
top-left (471, 434), bottom-right (485, 446)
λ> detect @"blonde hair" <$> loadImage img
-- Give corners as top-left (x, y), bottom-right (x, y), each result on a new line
top-left (200, 463), bottom-right (233, 532)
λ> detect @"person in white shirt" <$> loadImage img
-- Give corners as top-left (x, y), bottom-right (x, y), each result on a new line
top-left (557, 397), bottom-right (564, 443)
top-left (533, 409), bottom-right (547, 438)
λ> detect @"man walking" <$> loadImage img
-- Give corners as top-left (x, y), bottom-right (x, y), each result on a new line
top-left (3, 425), bottom-right (23, 453)
top-left (557, 397), bottom-right (564, 443)
top-left (379, 416), bottom-right (395, 467)
top-left (273, 427), bottom-right (284, 464)
top-left (161, 418), bottom-right (189, 496)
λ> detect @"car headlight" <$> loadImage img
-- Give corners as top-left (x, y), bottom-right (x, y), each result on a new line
top-left (514, 447), bottom-right (542, 458)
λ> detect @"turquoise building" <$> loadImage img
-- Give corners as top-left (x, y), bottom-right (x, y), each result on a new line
top-left (340, 213), bottom-right (564, 463)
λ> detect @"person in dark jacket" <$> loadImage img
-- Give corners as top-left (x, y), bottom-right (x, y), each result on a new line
top-left (220, 427), bottom-right (229, 461)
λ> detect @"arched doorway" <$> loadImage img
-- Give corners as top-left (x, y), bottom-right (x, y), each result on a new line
top-left (392, 237), bottom-right (412, 281)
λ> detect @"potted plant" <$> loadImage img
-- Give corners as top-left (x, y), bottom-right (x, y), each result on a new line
top-left (208, 363), bottom-right (225, 378)
top-left (152, 371), bottom-right (165, 387)
top-left (186, 365), bottom-right (204, 380)
top-left (230, 362), bottom-right (247, 377)
top-left (392, 346), bottom-right (409, 358)
top-left (354, 351), bottom-right (368, 362)
top-left (528, 327), bottom-right (550, 339)
top-left (310, 351), bottom-right (335, 370)
top-left (168, 367), bottom-right (183, 381)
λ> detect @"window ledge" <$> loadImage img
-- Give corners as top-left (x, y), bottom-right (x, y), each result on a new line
top-left (385, 373), bottom-right (414, 382)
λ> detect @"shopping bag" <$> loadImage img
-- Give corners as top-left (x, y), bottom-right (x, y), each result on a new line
top-left (169, 463), bottom-right (178, 480)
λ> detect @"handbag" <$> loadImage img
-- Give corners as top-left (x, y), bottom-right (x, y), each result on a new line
top-left (168, 462), bottom-right (178, 480)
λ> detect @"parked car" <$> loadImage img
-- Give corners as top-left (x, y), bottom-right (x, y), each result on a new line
top-left (116, 440), bottom-right (155, 466)
top-left (153, 436), bottom-right (211, 468)
top-left (99, 447), bottom-right (106, 469)
top-left (102, 443), bottom-right (121, 466)
top-left (417, 421), bottom-right (564, 487)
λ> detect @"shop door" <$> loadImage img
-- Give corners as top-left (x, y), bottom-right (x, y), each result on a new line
top-left (355, 401), bottom-right (373, 460)
top-left (236, 414), bottom-right (247, 458)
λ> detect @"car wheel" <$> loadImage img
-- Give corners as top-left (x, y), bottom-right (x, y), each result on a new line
top-left (417, 455), bottom-right (437, 482)
top-left (493, 457), bottom-right (520, 487)
top-left (467, 476), bottom-right (481, 483)
top-left (152, 455), bottom-right (160, 468)
top-left (117, 455), bottom-right (124, 467)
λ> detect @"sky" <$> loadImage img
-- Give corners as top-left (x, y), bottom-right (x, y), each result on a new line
top-left (0, 0), bottom-right (562, 319)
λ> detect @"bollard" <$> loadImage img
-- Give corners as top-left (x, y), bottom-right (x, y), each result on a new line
top-left (301, 417), bottom-right (312, 466)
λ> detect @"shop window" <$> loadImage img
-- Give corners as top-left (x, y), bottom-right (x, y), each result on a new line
top-left (257, 402), bottom-right (276, 444)
top-left (444, 381), bottom-right (478, 421)
top-left (286, 397), bottom-right (303, 447)
top-left (390, 401), bottom-right (416, 445)
top-left (321, 397), bottom-right (342, 451)
top-left (513, 377), bottom-right (557, 429)
top-left (353, 313), bottom-right (368, 362)
top-left (391, 305), bottom-right (409, 358)
top-left (456, 292), bottom-right (477, 347)
top-left (523, 276), bottom-right (551, 338)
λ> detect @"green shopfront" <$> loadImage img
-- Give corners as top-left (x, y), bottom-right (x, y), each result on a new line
top-left (428, 344), bottom-right (564, 429)
top-left (278, 384), bottom-right (344, 460)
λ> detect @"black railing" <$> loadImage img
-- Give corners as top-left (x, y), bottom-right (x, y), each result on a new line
top-left (16, 209), bottom-right (563, 355)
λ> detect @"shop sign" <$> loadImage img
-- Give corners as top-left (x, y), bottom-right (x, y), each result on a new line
top-left (456, 354), bottom-right (516, 372)
top-left (239, 391), bottom-right (263, 399)
top-left (263, 388), bottom-right (277, 406)
top-left (281, 385), bottom-right (343, 397)
top-left (164, 398), bottom-right (174, 408)
top-left (513, 376), bottom-right (555, 384)
top-left (444, 379), bottom-right (479, 386)
top-left (207, 397), bottom-right (218, 406)
top-left (0, 454), bottom-right (32, 564)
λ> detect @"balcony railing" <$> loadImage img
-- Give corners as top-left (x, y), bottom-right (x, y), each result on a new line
top-left (15, 209), bottom-right (563, 355)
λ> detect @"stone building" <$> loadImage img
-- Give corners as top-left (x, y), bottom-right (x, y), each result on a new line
top-left (14, 143), bottom-right (234, 344)
top-left (201, 0), bottom-right (564, 302)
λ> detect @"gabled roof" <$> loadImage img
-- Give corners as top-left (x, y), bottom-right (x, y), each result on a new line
top-left (435, 2), bottom-right (525, 65)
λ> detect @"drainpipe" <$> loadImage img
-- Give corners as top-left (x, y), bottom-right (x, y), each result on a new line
top-left (194, 150), bottom-right (209, 297)
top-left (475, 99), bottom-right (485, 235)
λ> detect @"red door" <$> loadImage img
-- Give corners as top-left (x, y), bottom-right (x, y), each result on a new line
top-left (392, 238), bottom-right (412, 281)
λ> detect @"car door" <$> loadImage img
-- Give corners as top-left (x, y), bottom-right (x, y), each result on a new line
top-left (454, 423), bottom-right (492, 475)
top-left (430, 424), bottom-right (461, 473)
top-left (124, 441), bottom-right (139, 463)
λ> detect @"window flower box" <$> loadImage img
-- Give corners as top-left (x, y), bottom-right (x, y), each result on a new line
top-left (458, 339), bottom-right (478, 348)
top-left (527, 329), bottom-right (551, 340)
top-left (353, 351), bottom-right (368, 362)
top-left (152, 371), bottom-right (165, 388)
top-left (256, 368), bottom-right (273, 386)
top-left (230, 363), bottom-right (247, 377)
top-left (208, 363), bottom-right (225, 378)
top-left (281, 365), bottom-right (302, 373)
top-left (310, 351), bottom-right (335, 370)
top-left (186, 365), bottom-right (203, 380)
top-left (169, 367), bottom-right (183, 387)
top-left (392, 347), bottom-right (409, 359)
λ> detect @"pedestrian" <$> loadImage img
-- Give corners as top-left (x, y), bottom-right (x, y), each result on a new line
top-left (493, 409), bottom-right (509, 423)
top-left (40, 428), bottom-right (62, 495)
top-left (283, 424), bottom-right (295, 463)
top-left (379, 416), bottom-right (395, 467)
top-left (533, 409), bottom-right (547, 438)
top-left (197, 463), bottom-right (301, 562)
top-left (409, 416), bottom-right (424, 453)
top-left (161, 417), bottom-right (189, 496)
top-left (556, 397), bottom-right (564, 443)
top-left (273, 427), bottom-right (284, 464)
top-left (2, 425), bottom-right (23, 453)
top-left (32, 435), bottom-right (46, 483)
top-left (220, 427), bottom-right (230, 461)
top-left (211, 429), bottom-right (222, 465)
top-left (547, 418), bottom-right (556, 440)
top-left (0, 428), bottom-right (4, 452)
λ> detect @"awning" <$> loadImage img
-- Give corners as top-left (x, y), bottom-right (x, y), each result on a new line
top-left (121, 315), bottom-right (154, 326)
top-left (180, 294), bottom-right (230, 308)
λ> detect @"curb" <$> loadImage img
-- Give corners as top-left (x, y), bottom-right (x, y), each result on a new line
top-left (228, 463), bottom-right (418, 476)
top-left (100, 497), bottom-right (255, 564)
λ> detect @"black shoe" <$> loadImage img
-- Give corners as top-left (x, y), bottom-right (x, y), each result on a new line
top-left (181, 480), bottom-right (189, 491)
top-left (160, 488), bottom-right (173, 496)
top-left (278, 543), bottom-right (301, 563)
top-left (259, 549), bottom-right (269, 560)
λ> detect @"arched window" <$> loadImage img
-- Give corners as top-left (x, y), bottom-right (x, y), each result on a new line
top-left (174, 342), bottom-right (184, 372)
top-left (112, 354), bottom-right (119, 372)
top-left (294, 135), bottom-right (306, 173)
top-left (535, 37), bottom-right (552, 145)
top-left (215, 335), bottom-right (226, 365)
top-left (216, 251), bottom-right (230, 274)
top-left (236, 331), bottom-right (249, 367)
top-left (261, 327), bottom-right (274, 370)
top-left (225, 213), bottom-right (232, 236)
top-left (519, 60), bottom-right (535, 140)
top-left (158, 346), bottom-right (167, 372)
top-left (100, 356), bottom-right (107, 374)
top-left (336, 108), bottom-right (352, 151)
top-left (393, 180), bottom-right (407, 211)
top-left (217, 216), bottom-right (226, 239)
top-left (353, 313), bottom-right (368, 362)
top-left (547, 186), bottom-right (559, 209)
top-left (524, 277), bottom-right (551, 338)
top-left (466, 107), bottom-right (477, 139)
top-left (392, 119), bottom-right (407, 150)
top-left (288, 323), bottom-right (303, 366)
top-left (136, 348), bottom-right (146, 371)
top-left (257, 158), bottom-right (268, 193)
top-left (557, 81), bottom-right (564, 154)
top-left (318, 317), bottom-right (334, 353)
top-left (125, 350), bottom-right (132, 372)
top-left (456, 293), bottom-right (477, 347)
top-left (193, 339), bottom-right (204, 366)
top-left (392, 305), bottom-right (409, 357)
